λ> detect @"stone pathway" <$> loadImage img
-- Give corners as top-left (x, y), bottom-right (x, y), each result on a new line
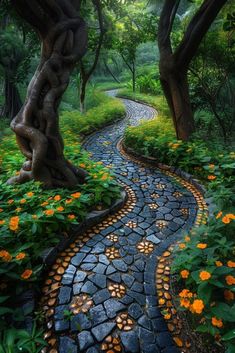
top-left (43, 92), bottom-right (199, 353)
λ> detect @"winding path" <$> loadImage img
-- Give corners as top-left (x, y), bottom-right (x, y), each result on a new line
top-left (42, 93), bottom-right (200, 353)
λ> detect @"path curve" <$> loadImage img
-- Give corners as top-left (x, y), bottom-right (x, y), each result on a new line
top-left (42, 92), bottom-right (201, 353)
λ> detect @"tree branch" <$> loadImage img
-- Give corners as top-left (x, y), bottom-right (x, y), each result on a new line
top-left (175, 0), bottom-right (228, 68)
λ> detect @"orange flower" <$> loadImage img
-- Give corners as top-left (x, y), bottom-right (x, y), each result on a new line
top-left (54, 195), bottom-right (61, 201)
top-left (65, 199), bottom-right (73, 204)
top-left (226, 213), bottom-right (235, 220)
top-left (0, 220), bottom-right (5, 225)
top-left (212, 317), bottom-right (223, 328)
top-left (41, 201), bottom-right (49, 207)
top-left (190, 299), bottom-right (204, 314)
top-left (209, 164), bottom-right (215, 169)
top-left (0, 208), bottom-right (3, 212)
top-left (32, 215), bottom-right (38, 219)
top-left (179, 243), bottom-right (186, 249)
top-left (199, 271), bottom-right (211, 281)
top-left (16, 207), bottom-right (22, 213)
top-left (8, 199), bottom-right (14, 204)
top-left (20, 199), bottom-right (26, 204)
top-left (197, 243), bottom-right (207, 249)
top-left (0, 250), bottom-right (12, 262)
top-left (180, 270), bottom-right (189, 279)
top-left (79, 163), bottom-right (86, 168)
top-left (101, 174), bottom-right (108, 181)
top-left (16, 252), bottom-right (26, 260)
top-left (68, 214), bottom-right (76, 220)
top-left (44, 209), bottom-right (54, 216)
top-left (208, 175), bottom-right (216, 180)
top-left (179, 289), bottom-right (193, 298)
top-left (180, 298), bottom-right (191, 308)
top-left (224, 290), bottom-right (234, 301)
top-left (227, 261), bottom-right (235, 268)
top-left (222, 216), bottom-right (231, 224)
top-left (9, 216), bottom-right (19, 231)
top-left (216, 211), bottom-right (222, 219)
top-left (21, 269), bottom-right (33, 280)
top-left (57, 206), bottom-right (64, 212)
top-left (185, 236), bottom-right (190, 242)
top-left (71, 192), bottom-right (81, 199)
top-left (164, 313), bottom-right (171, 320)
top-left (215, 261), bottom-right (223, 267)
top-left (27, 192), bottom-right (34, 197)
top-left (225, 275), bottom-right (235, 285)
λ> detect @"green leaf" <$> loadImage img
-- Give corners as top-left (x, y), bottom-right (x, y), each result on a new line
top-left (222, 329), bottom-right (235, 341)
top-left (0, 296), bottom-right (9, 304)
top-left (198, 282), bottom-right (212, 304)
top-left (211, 303), bottom-right (235, 322)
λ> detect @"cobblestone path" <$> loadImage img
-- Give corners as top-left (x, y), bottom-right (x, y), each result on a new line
top-left (44, 93), bottom-right (199, 353)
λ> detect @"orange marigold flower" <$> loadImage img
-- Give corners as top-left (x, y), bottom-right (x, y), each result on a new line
top-left (185, 236), bottom-right (190, 242)
top-left (197, 243), bottom-right (207, 249)
top-left (54, 195), bottom-right (61, 201)
top-left (222, 216), bottom-right (231, 224)
top-left (20, 199), bottom-right (26, 204)
top-left (9, 216), bottom-right (19, 231)
top-left (180, 270), bottom-right (189, 279)
top-left (21, 269), bottom-right (33, 280)
top-left (180, 298), bottom-right (191, 308)
top-left (16, 252), bottom-right (26, 260)
top-left (215, 261), bottom-right (223, 267)
top-left (68, 214), bottom-right (76, 220)
top-left (44, 209), bottom-right (54, 216)
top-left (225, 275), bottom-right (235, 285)
top-left (190, 299), bottom-right (204, 314)
top-left (32, 215), bottom-right (38, 219)
top-left (0, 220), bottom-right (5, 225)
top-left (179, 289), bottom-right (193, 298)
top-left (216, 211), bottom-right (222, 219)
top-left (0, 250), bottom-right (12, 262)
top-left (101, 174), bottom-right (108, 181)
top-left (57, 206), bottom-right (64, 212)
top-left (41, 201), bottom-right (49, 207)
top-left (209, 164), bottom-right (215, 169)
top-left (79, 163), bottom-right (86, 168)
top-left (179, 243), bottom-right (186, 249)
top-left (226, 213), bottom-right (235, 220)
top-left (208, 175), bottom-right (216, 180)
top-left (8, 199), bottom-right (14, 204)
top-left (227, 261), bottom-right (235, 268)
top-left (224, 290), bottom-right (234, 301)
top-left (27, 192), bottom-right (34, 197)
top-left (0, 208), bottom-right (3, 212)
top-left (71, 192), bottom-right (81, 199)
top-left (164, 313), bottom-right (171, 320)
top-left (199, 271), bottom-right (211, 281)
top-left (65, 199), bottom-right (73, 204)
top-left (212, 317), bottom-right (223, 328)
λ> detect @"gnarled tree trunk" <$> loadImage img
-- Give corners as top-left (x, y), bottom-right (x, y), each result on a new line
top-left (9, 0), bottom-right (88, 188)
top-left (1, 70), bottom-right (22, 120)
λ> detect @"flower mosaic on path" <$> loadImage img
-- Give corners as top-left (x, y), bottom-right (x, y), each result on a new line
top-left (41, 92), bottom-right (205, 353)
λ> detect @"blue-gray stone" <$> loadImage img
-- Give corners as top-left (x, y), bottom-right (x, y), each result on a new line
top-left (77, 331), bottom-right (94, 351)
top-left (112, 259), bottom-right (128, 272)
top-left (90, 304), bottom-right (108, 325)
top-left (71, 313), bottom-right (91, 332)
top-left (81, 281), bottom-right (97, 295)
top-left (71, 253), bottom-right (86, 266)
top-left (74, 271), bottom-right (87, 283)
top-left (54, 319), bottom-right (69, 332)
top-left (59, 336), bottom-right (77, 353)
top-left (58, 286), bottom-right (72, 305)
top-left (93, 289), bottom-right (111, 305)
top-left (128, 303), bottom-right (143, 319)
top-left (91, 322), bottom-right (116, 342)
top-left (104, 299), bottom-right (125, 318)
top-left (120, 331), bottom-right (140, 353)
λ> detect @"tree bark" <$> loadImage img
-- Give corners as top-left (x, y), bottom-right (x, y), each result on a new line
top-left (132, 61), bottom-right (136, 93)
top-left (9, 0), bottom-right (88, 188)
top-left (158, 0), bottom-right (228, 141)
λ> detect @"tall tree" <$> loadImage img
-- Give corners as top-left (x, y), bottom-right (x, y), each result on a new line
top-left (158, 0), bottom-right (228, 141)
top-left (8, 0), bottom-right (88, 188)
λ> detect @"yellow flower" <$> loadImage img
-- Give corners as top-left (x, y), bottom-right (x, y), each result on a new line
top-left (199, 271), bottom-right (211, 281)
top-left (180, 270), bottom-right (189, 279)
top-left (190, 299), bottom-right (204, 314)
top-left (212, 317), bottom-right (223, 328)
top-left (16, 252), bottom-right (26, 260)
top-left (197, 243), bottom-right (207, 249)
top-left (215, 261), bottom-right (223, 267)
top-left (21, 269), bottom-right (33, 280)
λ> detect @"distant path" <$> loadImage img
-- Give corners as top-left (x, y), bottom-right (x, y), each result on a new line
top-left (43, 91), bottom-right (199, 353)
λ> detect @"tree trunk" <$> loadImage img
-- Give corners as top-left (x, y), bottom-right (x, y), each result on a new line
top-left (9, 1), bottom-right (88, 188)
top-left (1, 72), bottom-right (22, 120)
top-left (132, 62), bottom-right (136, 93)
top-left (159, 61), bottom-right (195, 140)
top-left (80, 73), bottom-right (87, 113)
